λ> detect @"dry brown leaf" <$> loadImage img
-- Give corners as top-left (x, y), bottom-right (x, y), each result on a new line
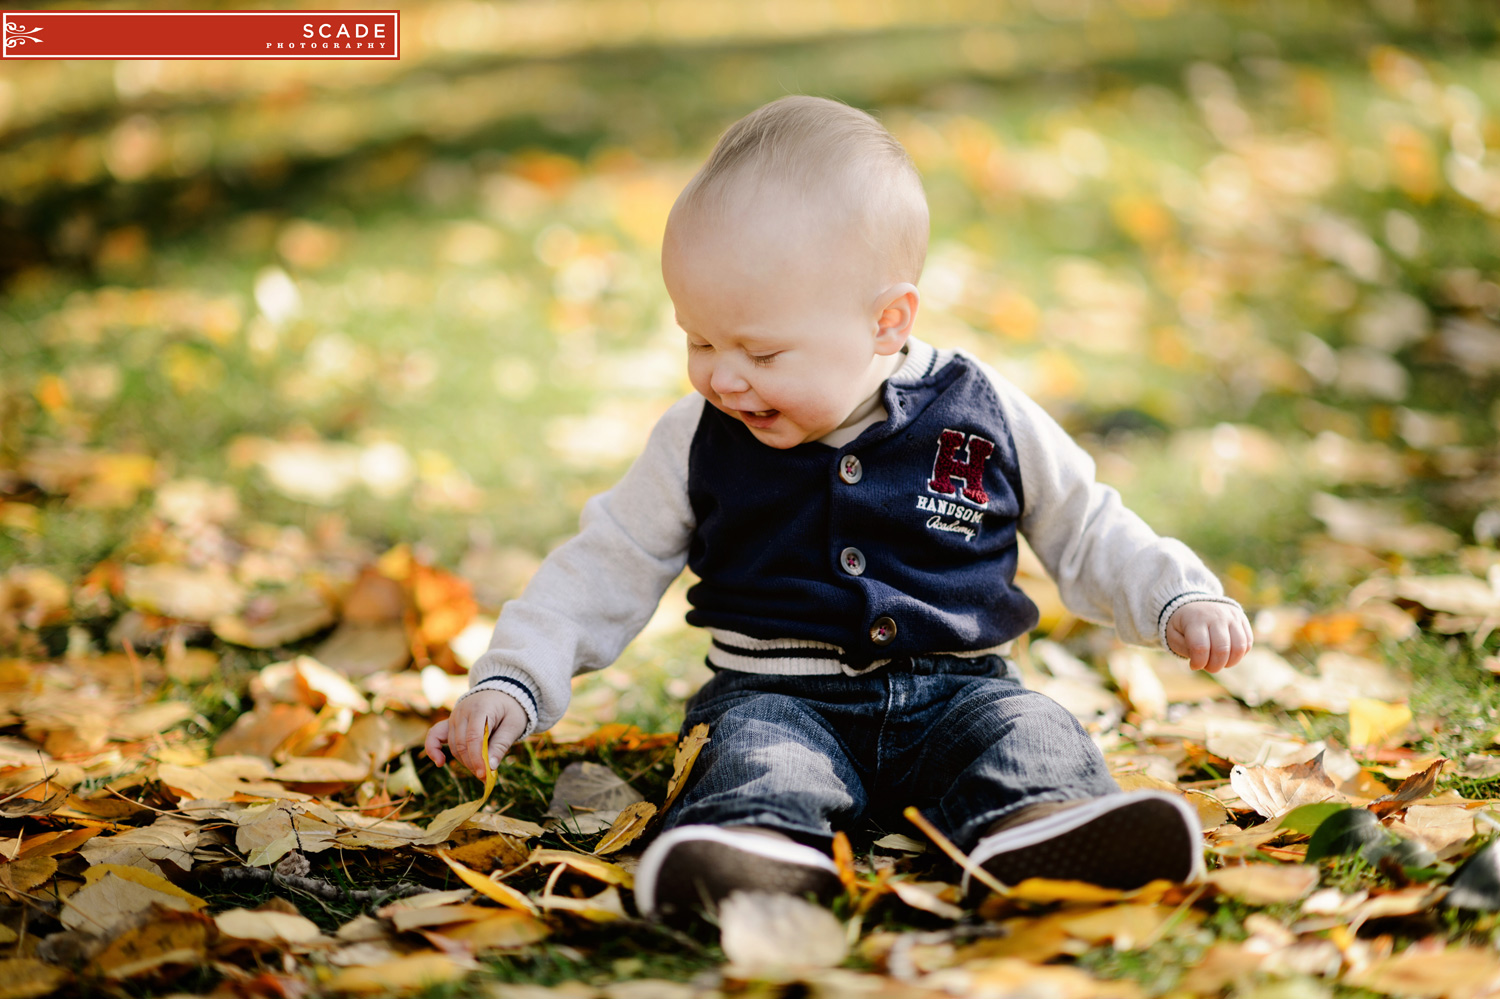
top-left (0, 957), bottom-right (70, 998)
top-left (77, 815), bottom-right (200, 872)
top-left (123, 564), bottom-right (245, 621)
top-left (719, 891), bottom-right (847, 973)
top-left (62, 864), bottom-right (206, 935)
top-left (930, 957), bottom-right (1143, 998)
top-left (273, 757), bottom-right (370, 784)
top-left (91, 910), bottom-right (211, 979)
top-left (660, 723), bottom-right (709, 817)
top-left (315, 622), bottom-right (411, 678)
top-left (435, 852), bottom-right (538, 914)
top-left (1108, 649), bottom-right (1168, 719)
top-left (1370, 758), bottom-right (1447, 818)
top-left (0, 856), bottom-right (57, 893)
top-left (215, 907), bottom-right (328, 947)
top-left (387, 903), bottom-right (502, 932)
top-left (109, 702), bottom-right (193, 742)
top-left (1179, 942), bottom-right (1268, 994)
top-left (321, 952), bottom-right (476, 995)
top-left (446, 834), bottom-right (529, 872)
top-left (1344, 943), bottom-right (1500, 998)
top-left (592, 800), bottom-right (656, 855)
top-left (886, 879), bottom-right (964, 920)
top-left (422, 910), bottom-right (548, 952)
top-left (1229, 751), bottom-right (1343, 819)
top-left (526, 849), bottom-right (633, 888)
top-left (212, 702), bottom-right (319, 759)
top-left (1057, 903), bottom-right (1204, 949)
top-left (212, 587), bottom-right (337, 648)
top-left (544, 761), bottom-right (644, 835)
top-left (1208, 864), bottom-right (1319, 904)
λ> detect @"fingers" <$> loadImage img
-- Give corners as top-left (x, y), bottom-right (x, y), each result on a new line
top-left (1202, 617), bottom-right (1232, 673)
top-left (453, 707), bottom-right (487, 777)
top-left (487, 710), bottom-right (529, 770)
top-left (1185, 618), bottom-right (1212, 671)
top-left (424, 720), bottom-right (449, 768)
top-left (1222, 610), bottom-right (1255, 670)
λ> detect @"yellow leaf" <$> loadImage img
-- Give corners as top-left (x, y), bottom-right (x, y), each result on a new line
top-left (215, 907), bottom-right (326, 946)
top-left (82, 863), bottom-right (207, 908)
top-left (91, 912), bottom-right (210, 980)
top-left (435, 852), bottom-right (538, 914)
top-left (1208, 864), bottom-right (1319, 905)
top-left (424, 910), bottom-right (549, 951)
top-left (0, 957), bottom-right (70, 998)
top-left (592, 800), bottom-right (656, 856)
top-left (527, 848), bottom-right (633, 888)
top-left (0, 856), bottom-right (56, 893)
top-left (321, 953), bottom-right (474, 995)
top-left (1349, 698), bottom-right (1413, 749)
top-left (419, 725), bottom-right (498, 845)
top-left (1005, 878), bottom-right (1173, 905)
top-left (660, 723), bottom-right (709, 816)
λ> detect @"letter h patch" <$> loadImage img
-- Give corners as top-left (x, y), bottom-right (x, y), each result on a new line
top-left (927, 429), bottom-right (994, 506)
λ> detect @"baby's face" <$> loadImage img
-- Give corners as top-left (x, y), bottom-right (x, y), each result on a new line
top-left (663, 199), bottom-right (905, 449)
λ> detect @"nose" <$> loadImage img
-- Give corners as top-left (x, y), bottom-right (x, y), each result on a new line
top-left (708, 357), bottom-right (750, 397)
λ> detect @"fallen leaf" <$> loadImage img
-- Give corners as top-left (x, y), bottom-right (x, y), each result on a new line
top-left (526, 848), bottom-right (633, 888)
top-left (1344, 944), bottom-right (1500, 998)
top-left (273, 757), bottom-right (370, 784)
top-left (446, 834), bottom-right (529, 872)
top-left (421, 910), bottom-right (548, 951)
top-left (212, 587), bottom-right (337, 648)
top-left (90, 910), bottom-right (210, 979)
top-left (719, 891), bottom-right (847, 972)
top-left (1108, 649), bottom-right (1168, 719)
top-left (320, 952), bottom-right (476, 995)
top-left (1350, 698), bottom-right (1413, 749)
top-left (887, 879), bottom-right (964, 920)
top-left (660, 723), bottom-right (709, 816)
top-left (0, 958), bottom-right (70, 998)
top-left (1230, 750), bottom-right (1343, 819)
top-left (78, 815), bottom-right (200, 872)
top-left (1056, 903), bottom-right (1203, 949)
top-left (1209, 864), bottom-right (1319, 904)
top-left (0, 855), bottom-right (56, 893)
top-left (592, 800), bottom-right (656, 855)
top-left (215, 907), bottom-right (328, 947)
top-left (123, 564), bottom-right (245, 621)
top-left (1370, 758), bottom-right (1447, 818)
top-left (544, 761), bottom-right (644, 835)
top-left (435, 852), bottom-right (538, 914)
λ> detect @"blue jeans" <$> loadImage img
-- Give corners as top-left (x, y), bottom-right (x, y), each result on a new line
top-left (660, 654), bottom-right (1119, 852)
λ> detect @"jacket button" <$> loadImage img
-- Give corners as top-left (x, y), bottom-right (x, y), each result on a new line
top-left (838, 455), bottom-right (863, 484)
top-left (870, 616), bottom-right (897, 645)
top-left (839, 547), bottom-right (866, 576)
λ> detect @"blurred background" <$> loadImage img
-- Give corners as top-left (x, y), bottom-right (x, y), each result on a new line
top-left (2, 0), bottom-right (1499, 733)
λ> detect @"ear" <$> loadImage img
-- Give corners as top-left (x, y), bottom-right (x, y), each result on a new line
top-left (872, 283), bottom-right (919, 356)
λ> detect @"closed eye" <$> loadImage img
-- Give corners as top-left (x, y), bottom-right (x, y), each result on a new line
top-left (749, 352), bottom-right (780, 367)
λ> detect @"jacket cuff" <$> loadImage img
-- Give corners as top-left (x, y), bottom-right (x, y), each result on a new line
top-left (456, 674), bottom-right (540, 739)
top-left (1156, 591), bottom-right (1244, 657)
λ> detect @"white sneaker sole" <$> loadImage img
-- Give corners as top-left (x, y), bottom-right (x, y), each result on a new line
top-left (962, 791), bottom-right (1205, 899)
top-left (635, 825), bottom-right (842, 920)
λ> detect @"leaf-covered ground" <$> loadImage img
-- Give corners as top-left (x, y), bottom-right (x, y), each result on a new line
top-left (3, 2), bottom-right (1500, 996)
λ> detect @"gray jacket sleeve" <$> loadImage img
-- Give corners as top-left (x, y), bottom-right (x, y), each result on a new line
top-left (458, 393), bottom-right (703, 735)
top-left (972, 355), bottom-right (1240, 652)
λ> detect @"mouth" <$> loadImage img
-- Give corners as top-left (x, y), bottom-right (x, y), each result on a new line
top-left (733, 408), bottom-right (779, 428)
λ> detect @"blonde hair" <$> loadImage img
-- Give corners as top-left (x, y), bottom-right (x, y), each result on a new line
top-left (672, 95), bottom-right (929, 284)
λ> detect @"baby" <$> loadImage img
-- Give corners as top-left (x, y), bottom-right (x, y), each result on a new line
top-left (426, 96), bottom-right (1253, 919)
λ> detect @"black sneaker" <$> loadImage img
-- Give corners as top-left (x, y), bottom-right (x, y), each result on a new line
top-left (963, 791), bottom-right (1205, 900)
top-left (635, 825), bottom-right (843, 921)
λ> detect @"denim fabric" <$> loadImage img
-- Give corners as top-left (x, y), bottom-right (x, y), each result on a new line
top-left (660, 654), bottom-right (1119, 852)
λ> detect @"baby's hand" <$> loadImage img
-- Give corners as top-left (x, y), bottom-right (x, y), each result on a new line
top-left (424, 689), bottom-right (528, 777)
top-left (1166, 602), bottom-right (1253, 673)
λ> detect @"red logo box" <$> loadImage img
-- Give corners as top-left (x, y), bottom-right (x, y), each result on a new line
top-left (2, 9), bottom-right (399, 59)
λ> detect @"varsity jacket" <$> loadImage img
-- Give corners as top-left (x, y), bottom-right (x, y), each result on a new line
top-left (463, 338), bottom-right (1240, 737)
